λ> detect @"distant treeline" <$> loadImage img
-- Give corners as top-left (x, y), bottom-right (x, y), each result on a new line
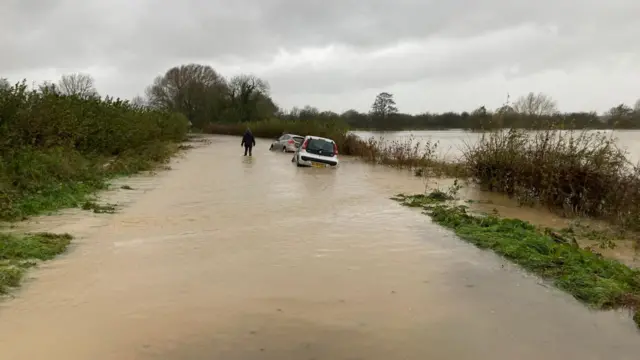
top-left (278, 103), bottom-right (640, 131)
top-left (5, 64), bottom-right (639, 132)
top-left (111, 64), bottom-right (640, 131)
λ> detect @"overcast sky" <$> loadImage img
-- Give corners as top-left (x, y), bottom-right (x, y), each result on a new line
top-left (2, 0), bottom-right (639, 114)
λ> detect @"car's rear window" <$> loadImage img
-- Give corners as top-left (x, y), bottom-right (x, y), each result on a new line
top-left (306, 139), bottom-right (334, 155)
top-left (292, 136), bottom-right (304, 143)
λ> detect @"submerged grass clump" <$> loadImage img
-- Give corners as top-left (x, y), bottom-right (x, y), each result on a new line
top-left (355, 136), bottom-right (467, 178)
top-left (394, 191), bottom-right (640, 327)
top-left (81, 201), bottom-right (117, 214)
top-left (0, 232), bottom-right (72, 293)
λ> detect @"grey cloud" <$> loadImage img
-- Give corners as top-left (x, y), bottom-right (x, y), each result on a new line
top-left (1, 0), bottom-right (639, 108)
top-left (4, 0), bottom-right (639, 68)
top-left (263, 18), bottom-right (640, 95)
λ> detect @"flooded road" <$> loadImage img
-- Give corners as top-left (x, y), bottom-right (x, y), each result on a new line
top-left (1, 135), bottom-right (640, 359)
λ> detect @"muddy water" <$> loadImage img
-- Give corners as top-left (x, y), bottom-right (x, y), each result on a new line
top-left (1, 135), bottom-right (640, 359)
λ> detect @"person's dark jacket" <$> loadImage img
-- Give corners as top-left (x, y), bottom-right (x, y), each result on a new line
top-left (241, 130), bottom-right (256, 147)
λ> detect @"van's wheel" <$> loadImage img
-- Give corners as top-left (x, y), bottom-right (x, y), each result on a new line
top-left (269, 144), bottom-right (273, 150)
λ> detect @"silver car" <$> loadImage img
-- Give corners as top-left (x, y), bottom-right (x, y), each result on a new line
top-left (269, 134), bottom-right (305, 152)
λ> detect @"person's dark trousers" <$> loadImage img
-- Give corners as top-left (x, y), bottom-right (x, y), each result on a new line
top-left (244, 145), bottom-right (253, 156)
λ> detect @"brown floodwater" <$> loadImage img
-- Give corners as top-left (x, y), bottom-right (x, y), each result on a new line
top-left (1, 135), bottom-right (640, 359)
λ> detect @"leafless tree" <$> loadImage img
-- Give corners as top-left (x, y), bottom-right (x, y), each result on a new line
top-left (496, 104), bottom-right (515, 115)
top-left (0, 78), bottom-right (10, 91)
top-left (370, 92), bottom-right (398, 119)
top-left (146, 64), bottom-right (226, 108)
top-left (606, 103), bottom-right (635, 127)
top-left (226, 74), bottom-right (272, 122)
top-left (471, 105), bottom-right (488, 117)
top-left (145, 64), bottom-right (227, 127)
top-left (633, 98), bottom-right (640, 113)
top-left (607, 104), bottom-right (634, 118)
top-left (38, 80), bottom-right (58, 94)
top-left (227, 74), bottom-right (269, 101)
top-left (512, 92), bottom-right (558, 116)
top-left (57, 73), bottom-right (98, 98)
top-left (131, 95), bottom-right (148, 108)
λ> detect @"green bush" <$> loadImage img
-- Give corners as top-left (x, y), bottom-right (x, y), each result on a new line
top-left (0, 81), bottom-right (189, 220)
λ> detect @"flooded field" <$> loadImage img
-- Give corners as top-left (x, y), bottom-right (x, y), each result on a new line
top-left (0, 135), bottom-right (639, 359)
top-left (353, 129), bottom-right (640, 163)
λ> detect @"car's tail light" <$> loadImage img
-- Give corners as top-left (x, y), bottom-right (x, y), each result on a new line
top-left (288, 139), bottom-right (294, 144)
top-left (301, 139), bottom-right (309, 149)
top-left (333, 142), bottom-right (339, 155)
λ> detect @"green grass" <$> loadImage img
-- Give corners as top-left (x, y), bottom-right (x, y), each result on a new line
top-left (0, 142), bottom-right (181, 221)
top-left (393, 192), bottom-right (640, 327)
top-left (0, 232), bottom-right (72, 293)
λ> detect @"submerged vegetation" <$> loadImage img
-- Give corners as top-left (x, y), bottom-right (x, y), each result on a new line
top-left (0, 232), bottom-right (72, 293)
top-left (393, 191), bottom-right (640, 327)
top-left (462, 128), bottom-right (640, 231)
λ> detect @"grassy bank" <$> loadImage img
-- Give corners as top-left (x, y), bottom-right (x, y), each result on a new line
top-left (0, 232), bottom-right (72, 293)
top-left (0, 81), bottom-right (189, 221)
top-left (0, 81), bottom-right (189, 292)
top-left (393, 191), bottom-right (640, 327)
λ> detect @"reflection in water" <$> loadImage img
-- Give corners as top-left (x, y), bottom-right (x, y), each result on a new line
top-left (0, 135), bottom-right (640, 360)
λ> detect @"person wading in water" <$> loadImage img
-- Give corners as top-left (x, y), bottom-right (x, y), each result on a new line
top-left (241, 128), bottom-right (256, 156)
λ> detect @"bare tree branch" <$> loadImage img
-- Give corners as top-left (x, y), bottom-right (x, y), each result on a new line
top-left (131, 95), bottom-right (148, 108)
top-left (226, 74), bottom-right (272, 122)
top-left (0, 78), bottom-right (10, 91)
top-left (513, 92), bottom-right (557, 116)
top-left (146, 64), bottom-right (228, 127)
top-left (371, 92), bottom-right (398, 118)
top-left (57, 73), bottom-right (98, 98)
